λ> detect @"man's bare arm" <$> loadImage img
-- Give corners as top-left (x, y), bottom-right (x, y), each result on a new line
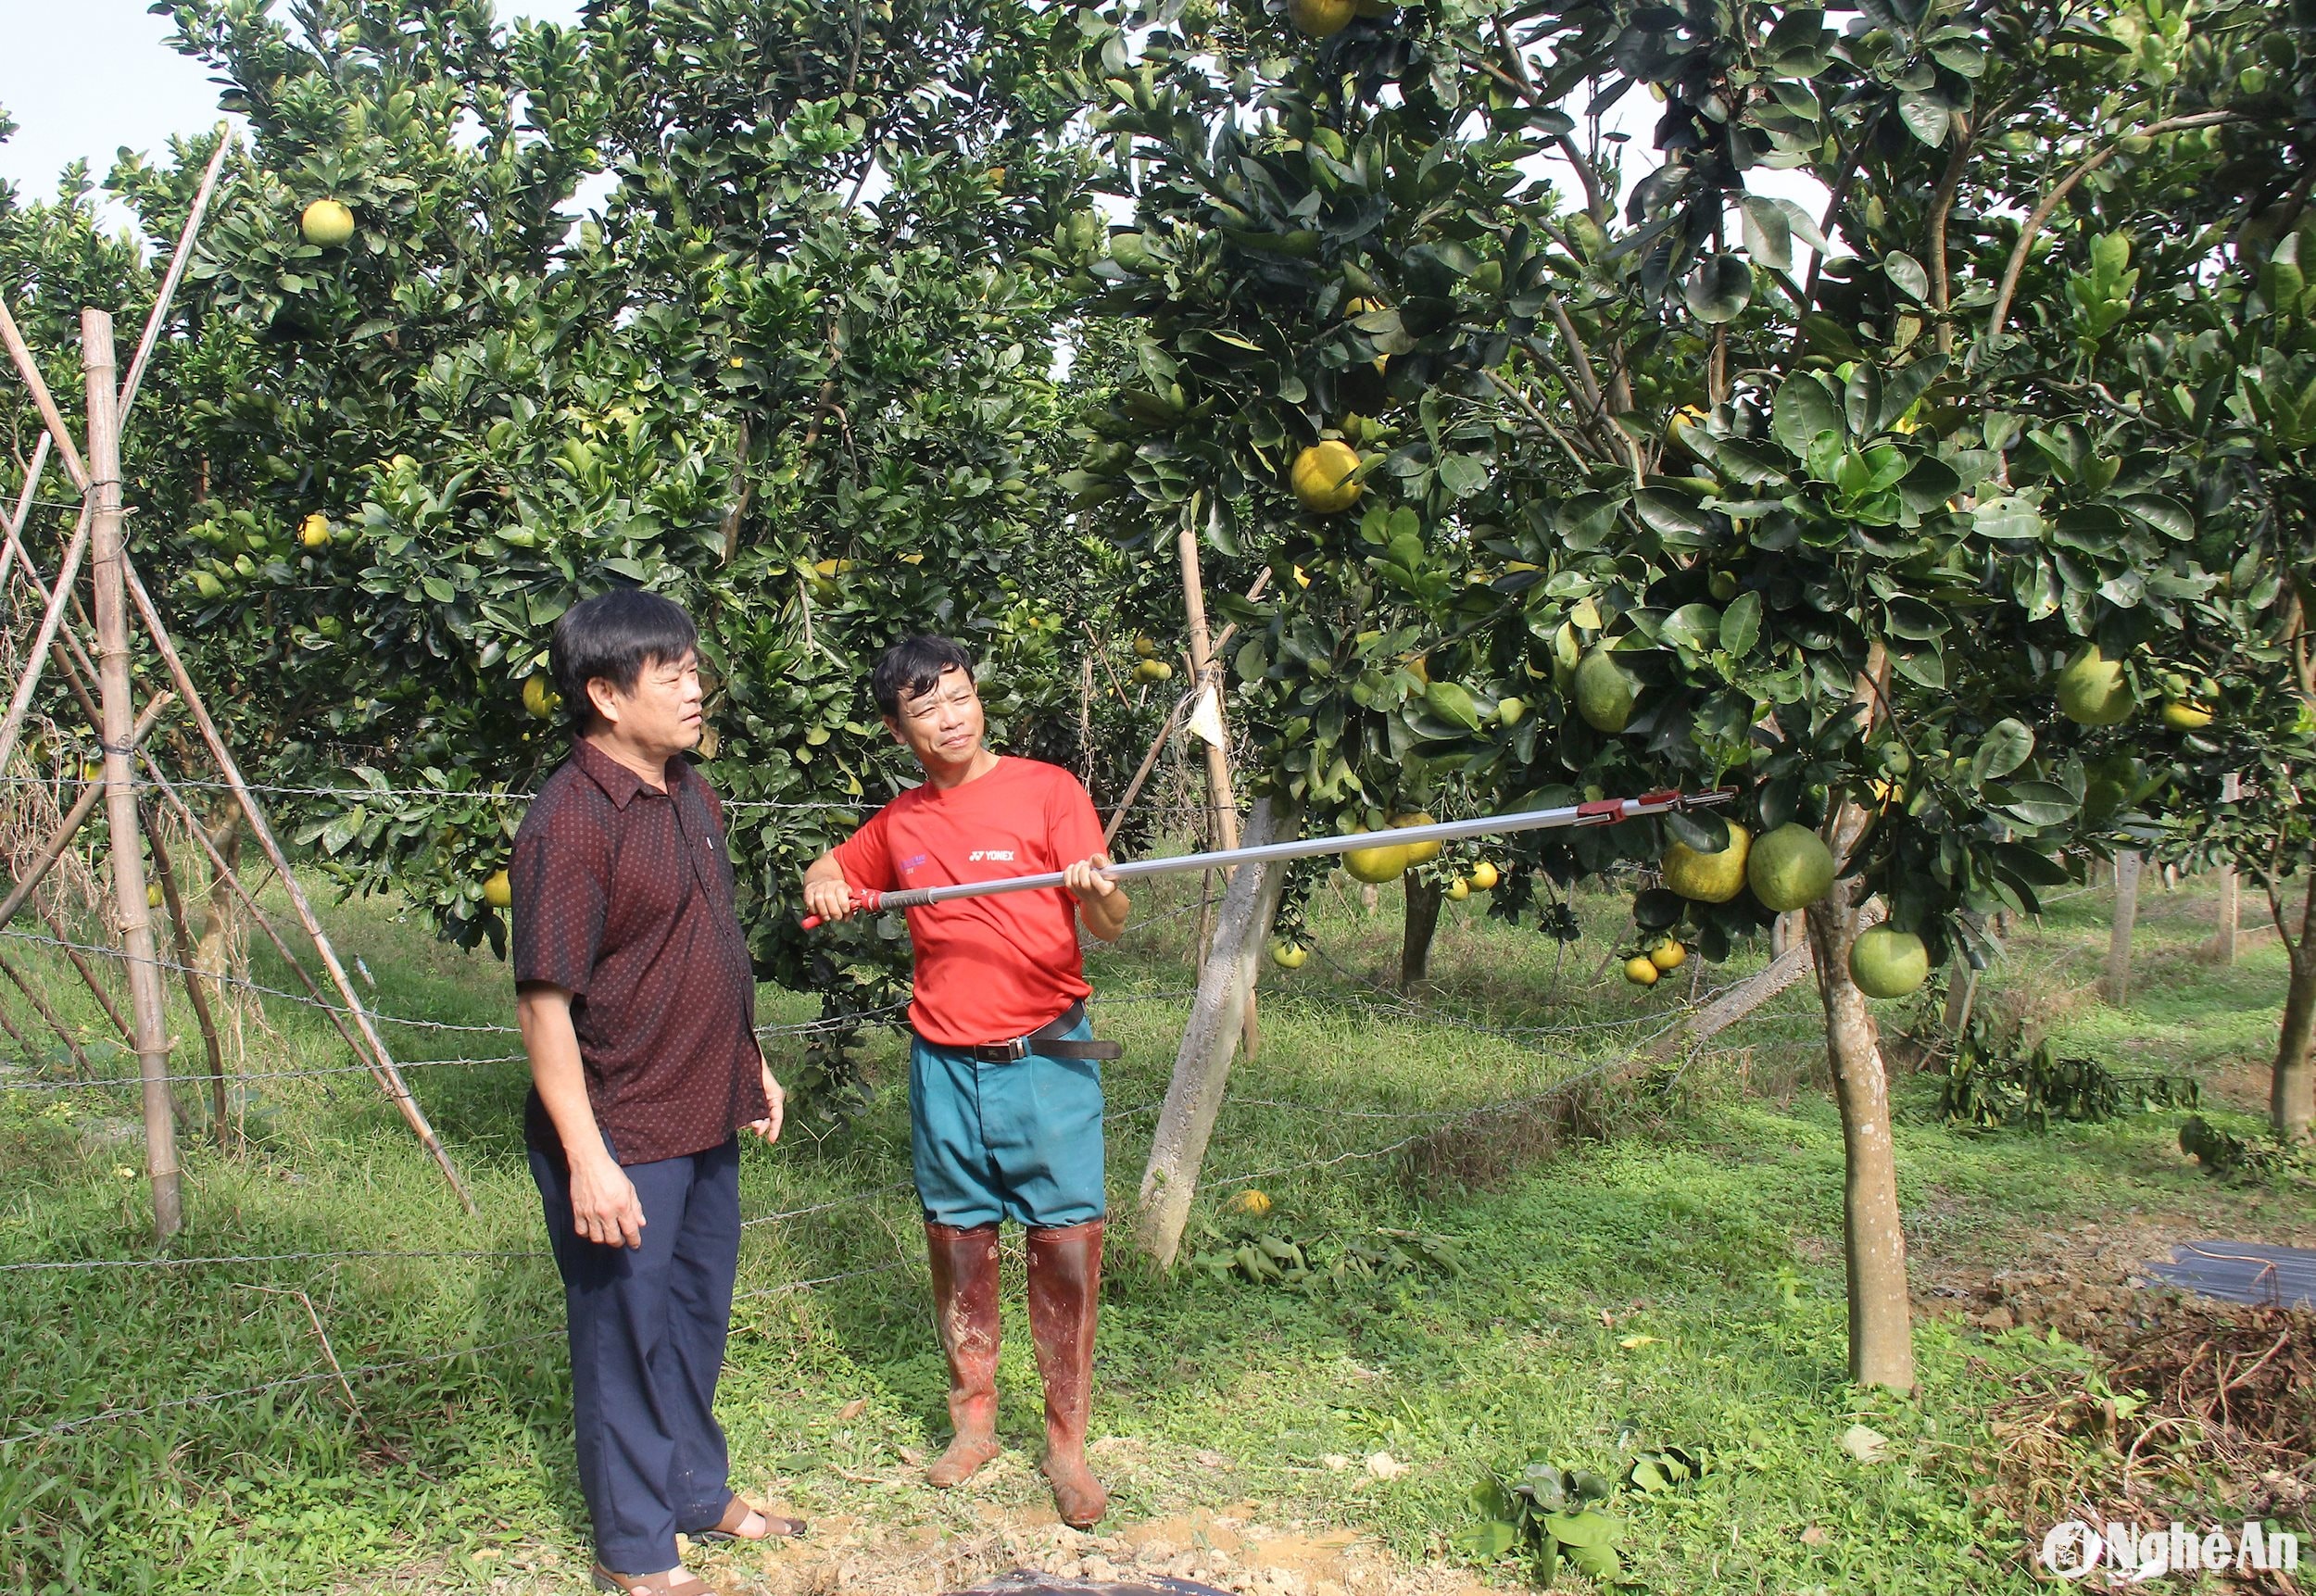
top-left (516, 984), bottom-right (645, 1249)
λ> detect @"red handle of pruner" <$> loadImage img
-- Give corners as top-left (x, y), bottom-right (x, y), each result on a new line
top-left (800, 887), bottom-right (882, 931)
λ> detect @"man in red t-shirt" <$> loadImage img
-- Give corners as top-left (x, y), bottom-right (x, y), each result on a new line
top-left (803, 635), bottom-right (1128, 1528)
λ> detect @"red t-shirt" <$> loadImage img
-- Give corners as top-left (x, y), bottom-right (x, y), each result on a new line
top-left (830, 757), bottom-right (1104, 1048)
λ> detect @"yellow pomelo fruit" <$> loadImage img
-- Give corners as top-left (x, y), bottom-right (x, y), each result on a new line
top-left (2055, 645), bottom-right (2133, 727)
top-left (1270, 942), bottom-right (1310, 971)
top-left (1573, 649), bottom-right (1635, 733)
top-left (2161, 699), bottom-right (2213, 731)
top-left (1343, 838), bottom-right (1409, 884)
top-left (1290, 440), bottom-right (1363, 514)
top-left (1662, 823), bottom-right (1750, 903)
top-left (1227, 1188), bottom-right (1274, 1217)
top-left (146, 883), bottom-right (165, 909)
top-left (1134, 659), bottom-right (1174, 683)
top-left (1747, 823), bottom-right (1837, 911)
top-left (1848, 926), bottom-right (1930, 999)
top-left (522, 673), bottom-right (560, 721)
top-left (299, 512), bottom-right (331, 549)
top-left (1134, 634), bottom-right (1158, 657)
top-left (1623, 955), bottom-right (1661, 987)
top-left (1445, 877), bottom-right (1470, 901)
top-left (1649, 937), bottom-right (1687, 972)
top-left (1468, 861), bottom-right (1500, 891)
top-left (1289, 0), bottom-right (1355, 36)
top-left (484, 868), bottom-right (512, 909)
top-left (1495, 695), bottom-right (1526, 727)
top-left (1390, 812), bottom-right (1441, 863)
top-left (300, 198), bottom-right (356, 247)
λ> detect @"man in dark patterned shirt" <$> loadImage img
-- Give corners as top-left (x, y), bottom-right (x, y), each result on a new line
top-left (510, 589), bottom-right (799, 1596)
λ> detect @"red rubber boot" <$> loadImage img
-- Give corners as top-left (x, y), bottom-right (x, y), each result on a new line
top-left (924, 1221), bottom-right (1002, 1488)
top-left (1026, 1218), bottom-right (1107, 1527)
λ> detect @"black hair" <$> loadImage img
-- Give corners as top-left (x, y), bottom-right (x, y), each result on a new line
top-left (550, 588), bottom-right (699, 733)
top-left (872, 635), bottom-right (975, 718)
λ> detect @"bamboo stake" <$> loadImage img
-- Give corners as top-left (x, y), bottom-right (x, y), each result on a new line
top-left (0, 508), bottom-right (92, 776)
top-left (146, 811), bottom-right (231, 1147)
top-left (0, 296), bottom-right (92, 489)
top-left (0, 432), bottom-right (52, 596)
top-left (118, 133), bottom-right (232, 421)
top-left (3, 485), bottom-right (115, 748)
top-left (0, 693), bottom-right (172, 929)
top-left (35, 897), bottom-right (135, 1046)
top-left (120, 555), bottom-right (474, 1212)
top-left (0, 951), bottom-right (94, 1077)
top-left (84, 309), bottom-right (182, 1238)
top-left (0, 133), bottom-right (227, 775)
top-left (141, 755), bottom-right (400, 1094)
top-left (1177, 497), bottom-right (1252, 1052)
top-left (0, 987), bottom-right (34, 1058)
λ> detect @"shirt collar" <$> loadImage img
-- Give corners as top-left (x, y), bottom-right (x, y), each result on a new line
top-left (572, 737), bottom-right (686, 811)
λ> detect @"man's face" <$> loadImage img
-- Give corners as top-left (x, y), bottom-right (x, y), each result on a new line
top-left (590, 650), bottom-right (703, 758)
top-left (887, 665), bottom-right (984, 771)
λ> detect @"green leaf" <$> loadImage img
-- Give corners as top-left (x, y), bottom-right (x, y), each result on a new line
top-left (1883, 251), bottom-right (1929, 303)
top-left (1425, 680), bottom-right (1484, 731)
top-left (1772, 372), bottom-right (1844, 458)
top-left (1662, 603), bottom-right (1721, 652)
top-left (1970, 719), bottom-right (2035, 782)
top-left (1720, 589), bottom-right (1760, 656)
top-left (1634, 489), bottom-right (1709, 542)
top-left (1897, 91), bottom-right (1951, 145)
top-left (1683, 252), bottom-right (1754, 324)
top-left (1438, 453), bottom-right (1490, 498)
top-left (1738, 195), bottom-right (1794, 273)
top-left (1543, 1509), bottom-right (1619, 1549)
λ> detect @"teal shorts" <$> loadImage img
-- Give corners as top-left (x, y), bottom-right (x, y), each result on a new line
top-left (909, 1014), bottom-right (1106, 1230)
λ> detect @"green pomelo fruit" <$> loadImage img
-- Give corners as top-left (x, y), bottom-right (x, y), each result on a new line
top-left (1848, 926), bottom-right (1930, 999)
top-left (1747, 823), bottom-right (1837, 911)
top-left (2055, 645), bottom-right (2133, 727)
top-left (1573, 649), bottom-right (1635, 734)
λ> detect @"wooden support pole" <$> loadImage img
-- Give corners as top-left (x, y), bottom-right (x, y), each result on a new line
top-left (0, 951), bottom-right (94, 1077)
top-left (120, 557), bottom-right (474, 1213)
top-left (1135, 797), bottom-right (1302, 1267)
top-left (1177, 499), bottom-right (1254, 1054)
top-left (0, 509), bottom-right (92, 776)
top-left (145, 812), bottom-right (231, 1147)
top-left (35, 897), bottom-right (135, 1047)
top-left (0, 987), bottom-right (34, 1058)
top-left (83, 309), bottom-right (182, 1239)
top-left (2105, 849), bottom-right (2142, 1008)
top-left (0, 432), bottom-right (52, 597)
top-left (0, 693), bottom-right (171, 929)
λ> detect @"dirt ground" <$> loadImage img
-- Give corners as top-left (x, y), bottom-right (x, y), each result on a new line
top-left (351, 1489), bottom-right (1500, 1596)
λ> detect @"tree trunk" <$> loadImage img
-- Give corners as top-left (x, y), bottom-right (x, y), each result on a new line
top-left (1400, 878), bottom-right (1442, 987)
top-left (2274, 878), bottom-right (2316, 1140)
top-left (2105, 850), bottom-right (2142, 1007)
top-left (1136, 798), bottom-right (1301, 1267)
top-left (1804, 872), bottom-right (1915, 1393)
top-left (2213, 773), bottom-right (2241, 964)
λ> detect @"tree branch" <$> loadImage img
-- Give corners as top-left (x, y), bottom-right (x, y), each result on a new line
top-left (1985, 110), bottom-right (2243, 339)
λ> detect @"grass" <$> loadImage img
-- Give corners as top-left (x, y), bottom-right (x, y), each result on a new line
top-left (0, 857), bottom-right (2310, 1594)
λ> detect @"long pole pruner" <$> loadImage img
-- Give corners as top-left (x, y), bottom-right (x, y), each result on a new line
top-left (801, 786), bottom-right (1736, 928)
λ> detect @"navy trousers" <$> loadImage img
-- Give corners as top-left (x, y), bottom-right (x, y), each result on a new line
top-left (529, 1135), bottom-right (742, 1576)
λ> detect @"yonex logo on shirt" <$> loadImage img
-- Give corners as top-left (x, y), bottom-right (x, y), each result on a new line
top-left (967, 849), bottom-right (1017, 862)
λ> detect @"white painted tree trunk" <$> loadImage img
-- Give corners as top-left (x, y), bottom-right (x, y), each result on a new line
top-left (1134, 798), bottom-right (1302, 1267)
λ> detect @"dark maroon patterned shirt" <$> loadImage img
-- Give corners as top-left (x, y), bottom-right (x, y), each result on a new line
top-left (511, 738), bottom-right (767, 1165)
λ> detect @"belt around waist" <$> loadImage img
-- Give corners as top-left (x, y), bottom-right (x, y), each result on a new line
top-left (942, 1000), bottom-right (1123, 1064)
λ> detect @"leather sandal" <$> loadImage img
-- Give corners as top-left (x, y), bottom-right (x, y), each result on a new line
top-left (590, 1565), bottom-right (721, 1596)
top-left (693, 1494), bottom-right (807, 1542)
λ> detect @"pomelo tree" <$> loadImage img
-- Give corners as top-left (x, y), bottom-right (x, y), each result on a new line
top-left (1075, 0), bottom-right (2287, 1391)
top-left (66, 1), bottom-right (1140, 1105)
